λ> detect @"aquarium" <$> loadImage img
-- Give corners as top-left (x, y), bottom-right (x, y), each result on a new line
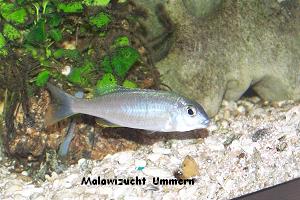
top-left (0, 0), bottom-right (300, 199)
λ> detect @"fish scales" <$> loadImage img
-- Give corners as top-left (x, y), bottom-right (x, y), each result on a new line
top-left (76, 91), bottom-right (179, 130)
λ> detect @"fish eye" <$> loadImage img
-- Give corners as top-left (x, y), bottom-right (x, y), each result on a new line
top-left (186, 106), bottom-right (196, 117)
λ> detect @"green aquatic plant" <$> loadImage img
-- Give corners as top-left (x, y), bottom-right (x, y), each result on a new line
top-left (111, 46), bottom-right (140, 78)
top-left (3, 24), bottom-right (21, 41)
top-left (95, 73), bottom-right (117, 94)
top-left (1, 0), bottom-right (142, 90)
top-left (48, 29), bottom-right (62, 42)
top-left (57, 2), bottom-right (83, 13)
top-left (112, 36), bottom-right (130, 48)
top-left (89, 12), bottom-right (111, 28)
top-left (0, 3), bottom-right (27, 24)
top-left (35, 70), bottom-right (50, 87)
top-left (0, 33), bottom-right (6, 49)
top-left (26, 19), bottom-right (47, 44)
top-left (53, 49), bottom-right (80, 60)
top-left (84, 0), bottom-right (110, 6)
top-left (67, 60), bottom-right (94, 87)
top-left (122, 80), bottom-right (137, 88)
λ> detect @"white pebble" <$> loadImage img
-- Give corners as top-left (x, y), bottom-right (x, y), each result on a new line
top-left (135, 159), bottom-right (146, 169)
top-left (237, 105), bottom-right (246, 114)
top-left (143, 167), bottom-right (173, 178)
top-left (21, 171), bottom-right (28, 176)
top-left (221, 120), bottom-right (229, 129)
top-left (51, 172), bottom-right (59, 180)
top-left (16, 186), bottom-right (43, 197)
top-left (78, 158), bottom-right (87, 166)
top-left (205, 137), bottom-right (225, 151)
top-left (147, 153), bottom-right (161, 162)
top-left (223, 179), bottom-right (235, 192)
top-left (115, 152), bottom-right (133, 164)
top-left (61, 65), bottom-right (71, 75)
top-left (64, 174), bottom-right (79, 187)
top-left (229, 140), bottom-right (242, 153)
top-left (98, 187), bottom-right (113, 196)
top-left (152, 147), bottom-right (171, 155)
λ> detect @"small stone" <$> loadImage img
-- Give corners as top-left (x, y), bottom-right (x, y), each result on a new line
top-left (252, 108), bottom-right (266, 117)
top-left (116, 152), bottom-right (133, 164)
top-left (78, 158), bottom-right (87, 166)
top-left (45, 174), bottom-right (51, 181)
top-left (223, 110), bottom-right (231, 120)
top-left (64, 174), bottom-right (79, 186)
top-left (21, 171), bottom-right (29, 176)
top-left (61, 65), bottom-right (71, 76)
top-left (205, 137), bottom-right (225, 151)
top-left (169, 156), bottom-right (181, 165)
top-left (145, 184), bottom-right (159, 191)
top-left (229, 140), bottom-right (242, 152)
top-left (223, 135), bottom-right (237, 146)
top-left (207, 124), bottom-right (218, 132)
top-left (276, 142), bottom-right (288, 152)
top-left (143, 167), bottom-right (172, 178)
top-left (17, 186), bottom-right (44, 197)
top-left (152, 147), bottom-right (171, 155)
top-left (135, 159), bottom-right (146, 170)
top-left (181, 155), bottom-right (200, 178)
top-left (64, 182), bottom-right (73, 189)
top-left (249, 96), bottom-right (261, 104)
top-left (237, 105), bottom-right (246, 114)
top-left (147, 153), bottom-right (161, 162)
top-left (5, 184), bottom-right (23, 194)
top-left (220, 120), bottom-right (229, 129)
top-left (51, 172), bottom-right (59, 180)
top-left (252, 128), bottom-right (269, 142)
top-left (227, 101), bottom-right (238, 111)
top-left (223, 179), bottom-right (235, 192)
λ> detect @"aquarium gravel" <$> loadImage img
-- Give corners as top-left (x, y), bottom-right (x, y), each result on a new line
top-left (0, 97), bottom-right (300, 200)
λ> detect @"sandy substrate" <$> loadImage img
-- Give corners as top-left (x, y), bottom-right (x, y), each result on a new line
top-left (0, 97), bottom-right (300, 200)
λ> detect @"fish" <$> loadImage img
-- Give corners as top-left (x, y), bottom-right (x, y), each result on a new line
top-left (45, 83), bottom-right (210, 132)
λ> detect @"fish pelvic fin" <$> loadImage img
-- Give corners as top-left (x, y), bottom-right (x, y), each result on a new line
top-left (45, 83), bottom-right (78, 126)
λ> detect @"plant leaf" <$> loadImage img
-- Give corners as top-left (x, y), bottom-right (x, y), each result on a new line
top-left (89, 12), bottom-right (111, 28)
top-left (26, 19), bottom-right (46, 44)
top-left (122, 80), bottom-right (137, 88)
top-left (95, 73), bottom-right (117, 94)
top-left (49, 29), bottom-right (62, 42)
top-left (35, 70), bottom-right (50, 87)
top-left (0, 33), bottom-right (6, 49)
top-left (3, 23), bottom-right (21, 41)
top-left (53, 49), bottom-right (80, 60)
top-left (111, 47), bottom-right (140, 78)
top-left (48, 13), bottom-right (62, 27)
top-left (0, 3), bottom-right (27, 24)
top-left (84, 0), bottom-right (110, 6)
top-left (67, 60), bottom-right (94, 86)
top-left (57, 2), bottom-right (83, 13)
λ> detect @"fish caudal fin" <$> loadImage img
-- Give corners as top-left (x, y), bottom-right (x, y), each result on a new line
top-left (45, 83), bottom-right (78, 126)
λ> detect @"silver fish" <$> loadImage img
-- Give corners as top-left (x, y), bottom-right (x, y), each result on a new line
top-left (45, 83), bottom-right (210, 132)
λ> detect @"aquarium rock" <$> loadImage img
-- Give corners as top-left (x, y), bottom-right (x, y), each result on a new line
top-left (137, 0), bottom-right (300, 116)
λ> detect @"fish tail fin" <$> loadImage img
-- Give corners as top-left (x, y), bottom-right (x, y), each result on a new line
top-left (45, 83), bottom-right (78, 126)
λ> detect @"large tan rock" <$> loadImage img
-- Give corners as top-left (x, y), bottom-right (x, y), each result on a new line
top-left (138, 0), bottom-right (300, 116)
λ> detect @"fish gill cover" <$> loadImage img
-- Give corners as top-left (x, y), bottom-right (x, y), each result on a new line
top-left (0, 0), bottom-right (170, 179)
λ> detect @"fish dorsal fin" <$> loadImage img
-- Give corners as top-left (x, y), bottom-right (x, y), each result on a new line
top-left (94, 85), bottom-right (140, 96)
top-left (95, 118), bottom-right (120, 128)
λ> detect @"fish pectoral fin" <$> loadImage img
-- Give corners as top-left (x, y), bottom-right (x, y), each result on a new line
top-left (95, 118), bottom-right (120, 128)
